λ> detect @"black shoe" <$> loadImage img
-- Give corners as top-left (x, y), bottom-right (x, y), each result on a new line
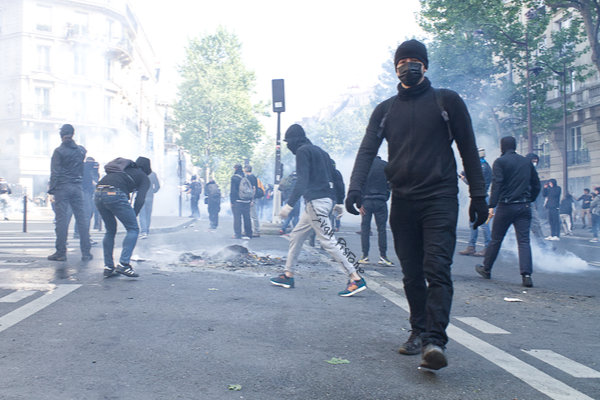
top-left (90, 240), bottom-right (98, 246)
top-left (398, 330), bottom-right (422, 355)
top-left (115, 263), bottom-right (139, 278)
top-left (103, 266), bottom-right (116, 278)
top-left (522, 274), bottom-right (533, 288)
top-left (81, 253), bottom-right (93, 262)
top-left (47, 252), bottom-right (66, 261)
top-left (420, 344), bottom-right (448, 370)
top-left (475, 264), bottom-right (491, 279)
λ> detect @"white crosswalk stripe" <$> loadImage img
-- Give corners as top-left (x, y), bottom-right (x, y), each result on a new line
top-left (0, 290), bottom-right (37, 303)
top-left (455, 316), bottom-right (511, 334)
top-left (522, 349), bottom-right (600, 378)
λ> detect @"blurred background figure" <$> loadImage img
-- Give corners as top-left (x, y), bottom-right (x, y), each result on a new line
top-left (0, 177), bottom-right (11, 220)
top-left (139, 170), bottom-right (161, 238)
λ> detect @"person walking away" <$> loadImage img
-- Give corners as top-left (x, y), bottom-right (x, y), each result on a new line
top-left (139, 170), bottom-right (160, 238)
top-left (356, 156), bottom-right (393, 266)
top-left (95, 157), bottom-right (151, 278)
top-left (278, 171), bottom-right (300, 234)
top-left (458, 148), bottom-right (493, 257)
top-left (205, 179), bottom-right (221, 230)
top-left (230, 164), bottom-right (253, 239)
top-left (525, 153), bottom-right (546, 245)
top-left (559, 193), bottom-right (574, 236)
top-left (0, 177), bottom-right (12, 220)
top-left (47, 124), bottom-right (92, 262)
top-left (270, 124), bottom-right (366, 297)
top-left (345, 40), bottom-right (487, 370)
top-left (543, 179), bottom-right (561, 240)
top-left (186, 175), bottom-right (202, 218)
top-left (244, 165), bottom-right (262, 237)
top-left (577, 188), bottom-right (592, 229)
top-left (589, 188), bottom-right (600, 242)
top-left (475, 136), bottom-right (541, 288)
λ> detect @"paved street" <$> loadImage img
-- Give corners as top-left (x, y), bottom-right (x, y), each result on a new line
top-left (0, 208), bottom-right (599, 400)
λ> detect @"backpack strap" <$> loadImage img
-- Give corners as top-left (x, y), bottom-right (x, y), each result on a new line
top-left (376, 95), bottom-right (397, 139)
top-left (434, 88), bottom-right (453, 143)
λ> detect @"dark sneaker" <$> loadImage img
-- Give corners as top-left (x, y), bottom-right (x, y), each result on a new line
top-left (47, 252), bottom-right (66, 261)
top-left (420, 344), bottom-right (448, 370)
top-left (115, 263), bottom-right (139, 278)
top-left (103, 266), bottom-right (116, 278)
top-left (81, 253), bottom-right (93, 262)
top-left (522, 274), bottom-right (533, 288)
top-left (378, 256), bottom-right (394, 266)
top-left (270, 274), bottom-right (294, 288)
top-left (475, 264), bottom-right (491, 279)
top-left (338, 277), bottom-right (367, 297)
top-left (398, 331), bottom-right (422, 355)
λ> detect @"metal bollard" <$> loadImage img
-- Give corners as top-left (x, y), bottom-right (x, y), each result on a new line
top-left (22, 195), bottom-right (27, 233)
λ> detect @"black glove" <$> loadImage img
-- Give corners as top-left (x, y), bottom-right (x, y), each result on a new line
top-left (469, 196), bottom-right (488, 230)
top-left (345, 190), bottom-right (362, 215)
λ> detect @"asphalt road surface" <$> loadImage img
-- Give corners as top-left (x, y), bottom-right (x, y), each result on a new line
top-left (0, 215), bottom-right (598, 400)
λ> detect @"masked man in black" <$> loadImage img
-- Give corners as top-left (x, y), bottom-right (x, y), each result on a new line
top-left (346, 39), bottom-right (487, 370)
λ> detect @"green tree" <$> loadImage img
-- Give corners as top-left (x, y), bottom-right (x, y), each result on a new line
top-left (173, 27), bottom-right (264, 188)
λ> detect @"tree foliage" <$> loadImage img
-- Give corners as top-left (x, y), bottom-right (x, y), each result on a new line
top-left (173, 27), bottom-right (264, 187)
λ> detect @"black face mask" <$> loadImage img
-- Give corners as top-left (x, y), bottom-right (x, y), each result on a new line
top-left (397, 62), bottom-right (423, 87)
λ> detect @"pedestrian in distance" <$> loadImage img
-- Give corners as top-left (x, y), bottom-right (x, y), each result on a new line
top-left (458, 148), bottom-right (493, 257)
top-left (139, 170), bottom-right (160, 238)
top-left (186, 175), bottom-right (202, 218)
top-left (244, 165), bottom-right (262, 237)
top-left (559, 192), bottom-right (574, 236)
top-left (47, 124), bottom-right (93, 262)
top-left (204, 178), bottom-right (221, 230)
top-left (346, 39), bottom-right (488, 370)
top-left (543, 179), bottom-right (562, 240)
top-left (356, 156), bottom-right (394, 266)
top-left (230, 163), bottom-right (253, 239)
top-left (577, 188), bottom-right (593, 229)
top-left (525, 153), bottom-right (547, 246)
top-left (0, 177), bottom-right (12, 220)
top-left (475, 136), bottom-right (541, 288)
top-left (270, 124), bottom-right (367, 297)
top-left (74, 156), bottom-right (99, 244)
top-left (589, 188), bottom-right (600, 242)
top-left (278, 171), bottom-right (300, 234)
top-left (94, 157), bottom-right (152, 278)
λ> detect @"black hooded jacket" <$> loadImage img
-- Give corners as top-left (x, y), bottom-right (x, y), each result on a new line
top-left (362, 156), bottom-right (390, 202)
top-left (97, 157), bottom-right (151, 215)
top-left (48, 138), bottom-right (87, 194)
top-left (348, 78), bottom-right (485, 200)
top-left (488, 150), bottom-right (541, 208)
top-left (542, 179), bottom-right (561, 209)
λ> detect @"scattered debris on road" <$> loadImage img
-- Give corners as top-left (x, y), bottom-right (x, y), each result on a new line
top-left (178, 245), bottom-right (283, 270)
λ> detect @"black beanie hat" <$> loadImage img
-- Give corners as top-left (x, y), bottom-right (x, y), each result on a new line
top-left (60, 124), bottom-right (74, 137)
top-left (284, 124), bottom-right (306, 142)
top-left (394, 39), bottom-right (428, 69)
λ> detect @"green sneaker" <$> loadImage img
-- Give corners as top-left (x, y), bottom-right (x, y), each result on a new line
top-left (338, 277), bottom-right (367, 297)
top-left (270, 274), bottom-right (294, 288)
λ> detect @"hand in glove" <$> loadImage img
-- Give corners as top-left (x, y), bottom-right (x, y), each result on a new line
top-left (345, 190), bottom-right (362, 215)
top-left (469, 196), bottom-right (488, 230)
top-left (333, 204), bottom-right (344, 218)
top-left (279, 204), bottom-right (293, 219)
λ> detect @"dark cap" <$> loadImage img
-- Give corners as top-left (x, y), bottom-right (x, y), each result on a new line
top-left (284, 124), bottom-right (306, 142)
top-left (60, 124), bottom-right (74, 137)
top-left (394, 39), bottom-right (428, 69)
top-left (135, 156), bottom-right (152, 175)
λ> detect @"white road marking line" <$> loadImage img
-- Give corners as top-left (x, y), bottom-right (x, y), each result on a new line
top-left (454, 316), bottom-right (511, 334)
top-left (0, 290), bottom-right (37, 303)
top-left (364, 270), bottom-right (384, 277)
top-left (522, 349), bottom-right (600, 378)
top-left (587, 261), bottom-right (600, 267)
top-left (368, 279), bottom-right (594, 400)
top-left (0, 284), bottom-right (81, 333)
top-left (0, 283), bottom-right (58, 291)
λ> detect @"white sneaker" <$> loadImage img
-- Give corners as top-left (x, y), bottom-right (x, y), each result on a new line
top-left (378, 256), bottom-right (394, 266)
top-left (553, 236), bottom-right (560, 241)
top-left (544, 236), bottom-right (553, 240)
top-left (590, 238), bottom-right (599, 243)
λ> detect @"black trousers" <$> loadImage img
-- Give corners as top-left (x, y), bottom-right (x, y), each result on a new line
top-left (389, 196), bottom-right (457, 347)
top-left (208, 200), bottom-right (220, 228)
top-left (190, 194), bottom-right (200, 217)
top-left (547, 207), bottom-right (560, 237)
top-left (53, 183), bottom-right (90, 255)
top-left (360, 198), bottom-right (388, 258)
top-left (483, 202), bottom-right (532, 275)
top-left (232, 202), bottom-right (252, 238)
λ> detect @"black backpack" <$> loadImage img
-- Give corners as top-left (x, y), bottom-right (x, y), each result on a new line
top-left (104, 157), bottom-right (135, 183)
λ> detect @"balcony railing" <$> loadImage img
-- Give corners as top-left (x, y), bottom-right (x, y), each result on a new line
top-left (567, 149), bottom-right (590, 166)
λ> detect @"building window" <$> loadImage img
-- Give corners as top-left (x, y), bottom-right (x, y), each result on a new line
top-left (567, 126), bottom-right (589, 165)
top-left (34, 129), bottom-right (50, 155)
top-left (37, 45), bottom-right (50, 72)
top-left (73, 91), bottom-right (86, 121)
top-left (34, 87), bottom-right (50, 117)
top-left (73, 48), bottom-right (86, 75)
top-left (35, 4), bottom-right (52, 32)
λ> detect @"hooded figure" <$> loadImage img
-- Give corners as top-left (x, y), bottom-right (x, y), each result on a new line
top-left (284, 124), bottom-right (312, 154)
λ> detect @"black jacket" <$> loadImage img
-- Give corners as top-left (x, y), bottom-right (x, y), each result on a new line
top-left (542, 179), bottom-right (561, 209)
top-left (97, 160), bottom-right (151, 215)
top-left (48, 138), bottom-right (87, 194)
top-left (362, 156), bottom-right (390, 202)
top-left (488, 150), bottom-right (541, 208)
top-left (349, 78), bottom-right (485, 200)
top-left (230, 170), bottom-right (250, 204)
top-left (82, 160), bottom-right (99, 193)
top-left (286, 138), bottom-right (342, 206)
top-left (559, 195), bottom-right (573, 214)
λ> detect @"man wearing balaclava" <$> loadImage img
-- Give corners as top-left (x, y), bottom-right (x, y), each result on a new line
top-left (346, 39), bottom-right (487, 370)
top-left (475, 136), bottom-right (540, 288)
top-left (47, 124), bottom-right (93, 262)
top-left (270, 124), bottom-right (367, 297)
top-left (94, 156), bottom-right (151, 278)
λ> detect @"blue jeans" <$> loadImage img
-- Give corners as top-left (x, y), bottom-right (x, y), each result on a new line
top-left (139, 196), bottom-right (154, 234)
top-left (94, 189), bottom-right (139, 267)
top-left (468, 220), bottom-right (491, 248)
top-left (592, 214), bottom-right (600, 238)
top-left (281, 199), bottom-right (301, 232)
top-left (53, 183), bottom-right (90, 255)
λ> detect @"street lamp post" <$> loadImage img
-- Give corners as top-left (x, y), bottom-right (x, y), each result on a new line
top-left (271, 79), bottom-right (285, 222)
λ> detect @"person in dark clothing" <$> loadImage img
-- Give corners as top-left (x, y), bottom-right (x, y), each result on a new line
top-left (230, 164), bottom-right (252, 239)
top-left (458, 148), bottom-right (493, 257)
top-left (270, 124), bottom-right (366, 297)
top-left (346, 40), bottom-right (487, 370)
top-left (0, 177), bottom-right (12, 220)
top-left (559, 193), bottom-right (574, 236)
top-left (139, 171), bottom-right (160, 238)
top-left (543, 178), bottom-right (562, 240)
top-left (47, 124), bottom-right (92, 262)
top-left (278, 172), bottom-right (300, 234)
top-left (577, 188), bottom-right (592, 228)
top-left (204, 179), bottom-right (221, 230)
top-left (475, 136), bottom-right (541, 288)
top-left (525, 153), bottom-right (546, 244)
top-left (356, 156), bottom-right (393, 266)
top-left (244, 165), bottom-right (261, 237)
top-left (95, 157), bottom-right (151, 278)
top-left (74, 156), bottom-right (99, 243)
top-left (186, 175), bottom-right (202, 218)
top-left (589, 188), bottom-right (600, 242)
